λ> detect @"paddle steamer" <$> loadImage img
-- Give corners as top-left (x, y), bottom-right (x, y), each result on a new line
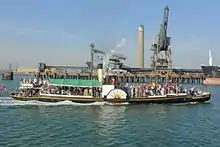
top-left (9, 76), bottom-right (211, 104)
top-left (9, 53), bottom-right (211, 104)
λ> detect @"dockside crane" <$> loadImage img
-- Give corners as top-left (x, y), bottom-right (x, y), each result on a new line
top-left (150, 6), bottom-right (172, 74)
top-left (89, 43), bottom-right (106, 71)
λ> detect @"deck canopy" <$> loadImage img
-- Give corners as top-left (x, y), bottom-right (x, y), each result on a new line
top-left (48, 79), bottom-right (102, 87)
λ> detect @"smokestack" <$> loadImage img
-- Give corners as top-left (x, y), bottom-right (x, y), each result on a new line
top-left (138, 25), bottom-right (144, 68)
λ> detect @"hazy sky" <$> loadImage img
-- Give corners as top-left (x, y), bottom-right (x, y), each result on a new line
top-left (0, 0), bottom-right (219, 69)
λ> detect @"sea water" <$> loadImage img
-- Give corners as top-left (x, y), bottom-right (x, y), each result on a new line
top-left (0, 76), bottom-right (219, 147)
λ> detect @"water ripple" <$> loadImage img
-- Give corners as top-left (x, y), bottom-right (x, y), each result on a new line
top-left (0, 88), bottom-right (220, 147)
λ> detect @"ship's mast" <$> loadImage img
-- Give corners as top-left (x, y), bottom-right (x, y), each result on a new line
top-left (9, 63), bottom-right (12, 72)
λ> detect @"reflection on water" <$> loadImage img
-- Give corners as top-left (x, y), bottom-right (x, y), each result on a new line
top-left (95, 106), bottom-right (127, 137)
top-left (0, 93), bottom-right (219, 147)
top-left (0, 79), bottom-right (219, 147)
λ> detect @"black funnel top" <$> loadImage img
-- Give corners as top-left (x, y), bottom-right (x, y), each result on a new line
top-left (97, 63), bottom-right (103, 69)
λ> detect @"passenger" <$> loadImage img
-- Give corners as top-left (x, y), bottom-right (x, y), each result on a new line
top-left (34, 78), bottom-right (37, 84)
top-left (84, 89), bottom-right (88, 96)
top-left (161, 87), bottom-right (165, 95)
top-left (197, 89), bottom-right (202, 95)
top-left (135, 87), bottom-right (138, 98)
top-left (142, 86), bottom-right (146, 97)
top-left (89, 88), bottom-right (92, 96)
top-left (98, 87), bottom-right (102, 98)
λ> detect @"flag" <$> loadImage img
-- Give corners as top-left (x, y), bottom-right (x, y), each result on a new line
top-left (0, 85), bottom-right (5, 92)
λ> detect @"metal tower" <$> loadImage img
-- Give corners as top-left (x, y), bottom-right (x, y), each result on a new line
top-left (9, 63), bottom-right (12, 72)
top-left (89, 43), bottom-right (105, 70)
top-left (150, 6), bottom-right (172, 74)
top-left (88, 43), bottom-right (127, 75)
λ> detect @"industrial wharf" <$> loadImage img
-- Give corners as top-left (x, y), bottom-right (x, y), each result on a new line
top-left (40, 72), bottom-right (205, 84)
top-left (14, 6), bottom-right (206, 85)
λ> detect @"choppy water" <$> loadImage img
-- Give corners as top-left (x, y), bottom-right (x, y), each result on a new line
top-left (0, 76), bottom-right (220, 147)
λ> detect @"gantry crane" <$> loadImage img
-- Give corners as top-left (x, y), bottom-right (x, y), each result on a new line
top-left (150, 6), bottom-right (172, 74)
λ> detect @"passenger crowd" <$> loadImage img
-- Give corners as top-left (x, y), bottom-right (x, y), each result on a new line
top-left (15, 89), bottom-right (40, 97)
top-left (20, 78), bottom-right (49, 87)
top-left (38, 82), bottom-right (192, 98)
top-left (16, 77), bottom-right (203, 98)
top-left (120, 82), bottom-right (188, 98)
top-left (41, 86), bottom-right (102, 98)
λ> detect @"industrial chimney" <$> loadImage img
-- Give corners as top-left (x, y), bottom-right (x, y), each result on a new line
top-left (138, 25), bottom-right (144, 68)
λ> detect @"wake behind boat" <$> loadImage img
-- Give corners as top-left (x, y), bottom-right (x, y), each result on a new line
top-left (9, 77), bottom-right (211, 104)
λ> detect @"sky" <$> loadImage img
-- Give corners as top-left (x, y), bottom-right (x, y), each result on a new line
top-left (0, 0), bottom-right (220, 69)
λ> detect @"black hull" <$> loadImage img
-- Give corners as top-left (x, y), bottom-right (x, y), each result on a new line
top-left (2, 72), bottom-right (14, 80)
top-left (10, 95), bottom-right (211, 104)
top-left (11, 97), bottom-right (98, 104)
top-left (129, 97), bottom-right (211, 104)
top-left (201, 65), bottom-right (220, 78)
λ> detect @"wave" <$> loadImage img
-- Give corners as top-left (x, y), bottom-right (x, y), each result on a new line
top-left (0, 97), bottom-right (130, 106)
